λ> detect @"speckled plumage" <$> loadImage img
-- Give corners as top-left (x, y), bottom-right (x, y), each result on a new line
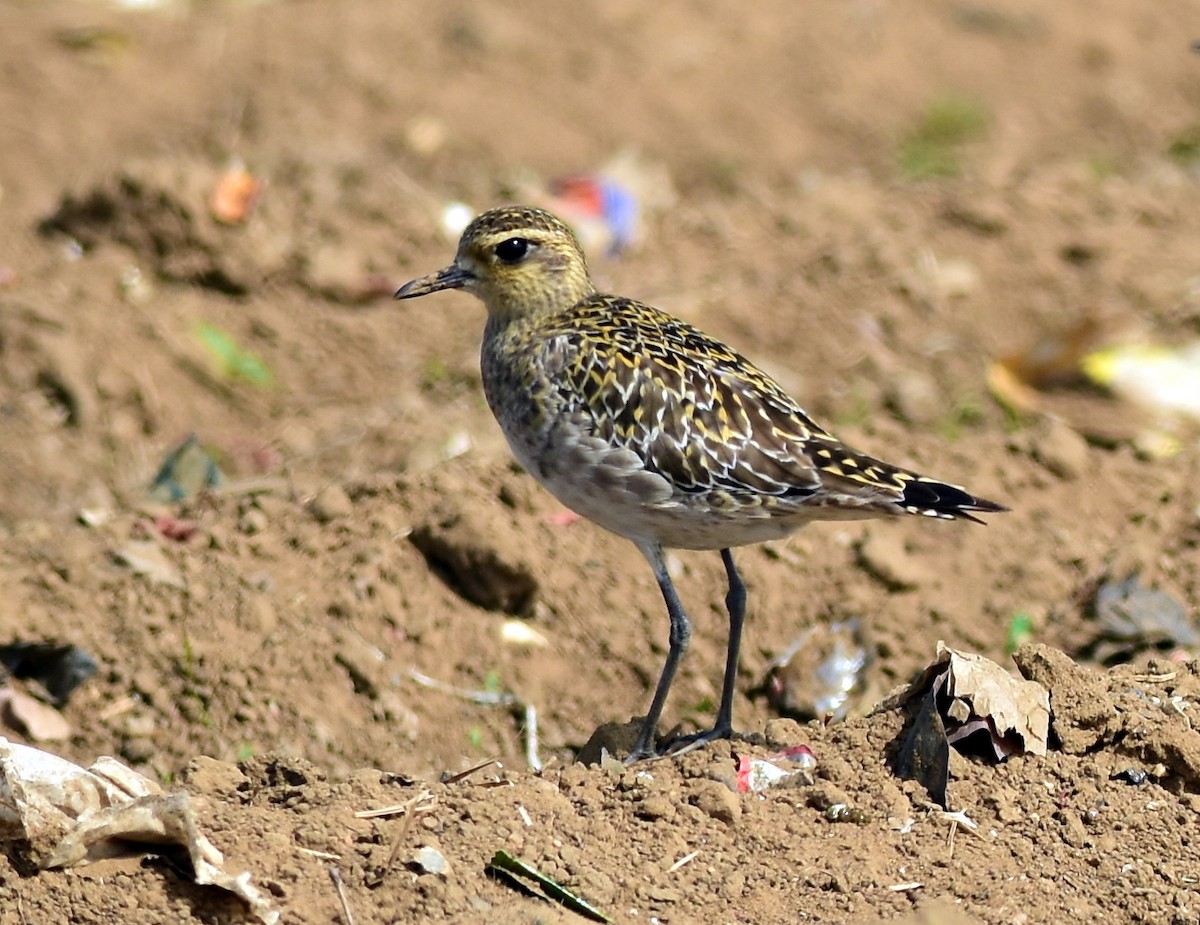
top-left (397, 205), bottom-right (1006, 760)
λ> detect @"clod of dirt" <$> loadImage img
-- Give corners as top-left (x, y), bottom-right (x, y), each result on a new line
top-left (690, 779), bottom-right (741, 825)
top-left (855, 532), bottom-right (929, 591)
top-left (763, 717), bottom-right (806, 749)
top-left (409, 503), bottom-right (539, 614)
top-left (334, 630), bottom-right (387, 698)
top-left (181, 755), bottom-right (249, 798)
top-left (885, 370), bottom-right (944, 427)
top-left (576, 719), bottom-right (643, 765)
top-left (1012, 643), bottom-right (1117, 753)
top-left (1031, 417), bottom-right (1090, 480)
top-left (38, 161), bottom-right (289, 295)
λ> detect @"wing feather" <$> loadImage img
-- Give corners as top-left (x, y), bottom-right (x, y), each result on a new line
top-left (535, 294), bottom-right (1006, 521)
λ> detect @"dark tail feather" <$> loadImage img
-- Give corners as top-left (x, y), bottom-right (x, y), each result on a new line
top-left (901, 477), bottom-right (1008, 523)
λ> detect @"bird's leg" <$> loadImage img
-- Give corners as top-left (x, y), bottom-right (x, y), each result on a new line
top-left (712, 547), bottom-right (746, 739)
top-left (629, 542), bottom-right (692, 762)
top-left (662, 548), bottom-right (746, 756)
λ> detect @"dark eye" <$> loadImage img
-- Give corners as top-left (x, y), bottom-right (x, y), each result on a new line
top-left (494, 237), bottom-right (533, 264)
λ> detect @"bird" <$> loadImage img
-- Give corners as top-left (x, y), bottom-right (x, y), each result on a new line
top-left (395, 205), bottom-right (1006, 761)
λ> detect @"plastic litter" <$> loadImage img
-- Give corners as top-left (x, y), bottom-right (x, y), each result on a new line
top-left (0, 739), bottom-right (278, 923)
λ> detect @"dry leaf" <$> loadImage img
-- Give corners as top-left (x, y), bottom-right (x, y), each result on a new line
top-left (936, 642), bottom-right (1049, 758)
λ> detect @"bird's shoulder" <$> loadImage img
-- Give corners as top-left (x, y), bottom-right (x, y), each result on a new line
top-left (537, 295), bottom-right (807, 414)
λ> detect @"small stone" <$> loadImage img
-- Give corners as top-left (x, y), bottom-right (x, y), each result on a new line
top-left (0, 690), bottom-right (70, 742)
top-left (412, 845), bottom-right (449, 876)
top-left (309, 485), bottom-right (353, 523)
top-left (691, 779), bottom-right (741, 825)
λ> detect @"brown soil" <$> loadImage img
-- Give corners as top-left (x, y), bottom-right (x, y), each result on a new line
top-left (3, 2), bottom-right (1200, 923)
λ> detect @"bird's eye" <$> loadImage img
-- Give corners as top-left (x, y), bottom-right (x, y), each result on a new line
top-left (494, 237), bottom-right (533, 264)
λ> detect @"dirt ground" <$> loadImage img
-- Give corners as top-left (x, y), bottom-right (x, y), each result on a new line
top-left (3, 1), bottom-right (1200, 922)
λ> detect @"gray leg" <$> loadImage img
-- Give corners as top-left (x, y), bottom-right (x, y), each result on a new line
top-left (663, 547), bottom-right (746, 755)
top-left (629, 542), bottom-right (692, 761)
top-left (712, 548), bottom-right (746, 739)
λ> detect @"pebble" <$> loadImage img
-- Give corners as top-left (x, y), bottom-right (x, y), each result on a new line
top-left (412, 845), bottom-right (450, 876)
top-left (309, 484), bottom-right (353, 523)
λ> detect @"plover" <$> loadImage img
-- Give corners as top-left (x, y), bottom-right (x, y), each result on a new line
top-left (396, 205), bottom-right (1005, 760)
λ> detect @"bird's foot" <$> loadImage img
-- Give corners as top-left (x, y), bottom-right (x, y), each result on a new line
top-left (622, 723), bottom-right (733, 764)
top-left (664, 722), bottom-right (734, 757)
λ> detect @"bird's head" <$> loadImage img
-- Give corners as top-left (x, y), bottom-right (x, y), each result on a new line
top-left (395, 206), bottom-right (595, 324)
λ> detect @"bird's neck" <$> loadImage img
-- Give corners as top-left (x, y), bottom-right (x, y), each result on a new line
top-left (482, 281), bottom-right (596, 331)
